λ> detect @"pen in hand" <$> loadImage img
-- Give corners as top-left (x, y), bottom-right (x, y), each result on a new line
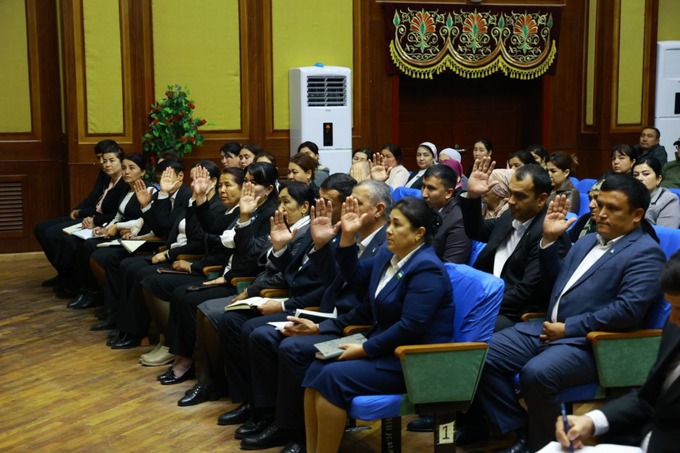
top-left (561, 403), bottom-right (574, 453)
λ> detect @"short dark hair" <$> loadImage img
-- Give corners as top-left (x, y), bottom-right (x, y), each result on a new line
top-left (392, 197), bottom-right (442, 242)
top-left (514, 164), bottom-right (552, 197)
top-left (297, 141), bottom-right (319, 155)
top-left (661, 250), bottom-right (680, 295)
top-left (600, 173), bottom-right (651, 213)
top-left (610, 144), bottom-right (637, 161)
top-left (423, 164), bottom-right (457, 190)
top-left (247, 162), bottom-right (279, 201)
top-left (241, 144), bottom-right (263, 155)
top-left (123, 153), bottom-right (146, 171)
top-left (353, 147), bottom-right (373, 161)
top-left (509, 149), bottom-right (538, 166)
top-left (320, 173), bottom-right (357, 201)
top-left (634, 156), bottom-right (663, 178)
top-left (642, 126), bottom-right (661, 140)
top-left (196, 160), bottom-right (221, 180)
top-left (381, 143), bottom-right (403, 164)
top-left (221, 166), bottom-right (245, 186)
top-left (474, 139), bottom-right (493, 152)
top-left (548, 152), bottom-right (579, 173)
top-left (156, 158), bottom-right (184, 174)
top-left (94, 139), bottom-right (120, 155)
top-left (290, 152), bottom-right (318, 177)
top-left (158, 150), bottom-right (180, 163)
top-left (101, 146), bottom-right (124, 163)
top-left (525, 144), bottom-right (548, 161)
top-left (279, 181), bottom-right (316, 208)
top-left (220, 141), bottom-right (242, 158)
top-left (255, 151), bottom-right (277, 168)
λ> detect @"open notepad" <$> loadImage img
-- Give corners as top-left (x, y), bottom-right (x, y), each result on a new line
top-left (62, 224), bottom-right (94, 240)
top-left (537, 441), bottom-right (642, 453)
top-left (224, 296), bottom-right (286, 311)
top-left (95, 239), bottom-right (146, 253)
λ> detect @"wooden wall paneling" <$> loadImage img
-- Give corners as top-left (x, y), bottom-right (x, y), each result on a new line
top-left (128, 0), bottom-right (154, 155)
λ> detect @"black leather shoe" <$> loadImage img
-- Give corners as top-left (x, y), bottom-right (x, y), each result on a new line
top-left (159, 365), bottom-right (195, 385)
top-left (280, 442), bottom-right (306, 453)
top-left (157, 366), bottom-right (174, 381)
top-left (91, 318), bottom-right (116, 331)
top-left (499, 438), bottom-right (528, 453)
top-left (217, 402), bottom-right (252, 426)
top-left (106, 330), bottom-right (122, 346)
top-left (110, 333), bottom-right (142, 349)
top-left (454, 423), bottom-right (489, 446)
top-left (240, 421), bottom-right (291, 449)
top-left (67, 291), bottom-right (88, 308)
top-left (42, 275), bottom-right (62, 287)
top-left (72, 292), bottom-right (102, 309)
top-left (406, 415), bottom-right (434, 432)
top-left (235, 415), bottom-right (275, 440)
top-left (177, 383), bottom-right (219, 407)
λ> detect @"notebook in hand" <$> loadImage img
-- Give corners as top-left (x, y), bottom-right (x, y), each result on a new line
top-left (314, 333), bottom-right (368, 360)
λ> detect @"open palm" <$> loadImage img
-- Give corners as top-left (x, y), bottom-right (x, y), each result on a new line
top-left (310, 199), bottom-right (338, 250)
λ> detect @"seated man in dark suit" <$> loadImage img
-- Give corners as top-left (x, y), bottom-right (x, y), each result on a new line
top-left (462, 159), bottom-right (571, 331)
top-left (232, 179), bottom-right (392, 451)
top-left (421, 164), bottom-right (471, 263)
top-left (471, 174), bottom-right (666, 453)
top-left (555, 250), bottom-right (680, 453)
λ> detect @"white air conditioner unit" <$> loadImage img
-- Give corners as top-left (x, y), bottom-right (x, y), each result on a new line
top-left (655, 41), bottom-right (680, 161)
top-left (289, 66), bottom-right (352, 174)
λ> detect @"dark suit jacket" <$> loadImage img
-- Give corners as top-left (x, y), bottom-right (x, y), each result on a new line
top-left (461, 197), bottom-right (570, 320)
top-left (515, 227), bottom-right (666, 345)
top-left (76, 170), bottom-right (108, 217)
top-left (322, 243), bottom-right (454, 371)
top-left (165, 193), bottom-right (227, 261)
top-left (310, 225), bottom-right (387, 315)
top-left (90, 177), bottom-right (128, 226)
top-left (141, 184), bottom-right (192, 239)
top-left (435, 196), bottom-right (471, 264)
top-left (600, 321), bottom-right (680, 452)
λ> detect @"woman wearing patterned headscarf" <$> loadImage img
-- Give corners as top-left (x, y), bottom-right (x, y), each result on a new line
top-left (481, 168), bottom-right (513, 219)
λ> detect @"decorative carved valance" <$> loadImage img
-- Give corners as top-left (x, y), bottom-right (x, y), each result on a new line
top-left (384, 4), bottom-right (562, 80)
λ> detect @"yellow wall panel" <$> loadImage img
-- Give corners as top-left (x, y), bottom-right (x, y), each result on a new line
top-left (83, 0), bottom-right (124, 134)
top-left (658, 0), bottom-right (680, 41)
top-left (152, 0), bottom-right (241, 131)
top-left (617, 0), bottom-right (644, 125)
top-left (585, 0), bottom-right (597, 126)
top-left (272, 0), bottom-right (353, 131)
top-left (0, 0), bottom-right (32, 133)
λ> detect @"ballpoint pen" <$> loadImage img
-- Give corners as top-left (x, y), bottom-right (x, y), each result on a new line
top-left (561, 402), bottom-right (575, 453)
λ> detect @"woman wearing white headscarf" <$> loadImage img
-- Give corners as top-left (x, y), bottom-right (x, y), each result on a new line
top-left (404, 142), bottom-right (437, 189)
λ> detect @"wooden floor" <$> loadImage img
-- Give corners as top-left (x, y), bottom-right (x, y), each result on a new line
top-left (0, 253), bottom-right (595, 452)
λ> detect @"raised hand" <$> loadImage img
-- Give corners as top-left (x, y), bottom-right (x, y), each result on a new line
top-left (541, 195), bottom-right (576, 246)
top-left (349, 161), bottom-right (370, 182)
top-left (239, 182), bottom-right (261, 221)
top-left (310, 198), bottom-right (339, 250)
top-left (133, 179), bottom-right (153, 208)
top-left (191, 165), bottom-right (210, 205)
top-left (369, 154), bottom-right (390, 182)
top-left (159, 166), bottom-right (179, 195)
top-left (338, 196), bottom-right (365, 247)
top-left (270, 209), bottom-right (295, 251)
top-left (466, 157), bottom-right (498, 198)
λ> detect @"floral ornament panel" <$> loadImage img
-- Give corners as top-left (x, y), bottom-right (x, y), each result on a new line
top-left (384, 5), bottom-right (562, 80)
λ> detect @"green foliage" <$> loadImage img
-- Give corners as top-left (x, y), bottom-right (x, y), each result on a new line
top-left (142, 84), bottom-right (206, 178)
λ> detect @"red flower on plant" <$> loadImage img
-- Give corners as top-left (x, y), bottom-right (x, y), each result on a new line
top-left (188, 103), bottom-right (195, 109)
top-left (190, 137), bottom-right (196, 143)
top-left (200, 118), bottom-right (207, 125)
top-left (151, 119), bottom-right (159, 125)
top-left (181, 136), bottom-right (188, 143)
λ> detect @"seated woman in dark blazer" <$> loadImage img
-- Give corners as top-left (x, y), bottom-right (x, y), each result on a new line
top-left (150, 162), bottom-right (279, 384)
top-left (77, 154), bottom-right (157, 321)
top-left (49, 145), bottom-right (129, 298)
top-left (35, 139), bottom-right (124, 289)
top-left (107, 161), bottom-right (230, 352)
top-left (302, 196), bottom-right (454, 453)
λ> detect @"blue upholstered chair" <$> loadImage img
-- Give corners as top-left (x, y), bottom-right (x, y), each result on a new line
top-left (391, 186), bottom-right (421, 202)
top-left (347, 263), bottom-right (504, 452)
top-left (576, 178), bottom-right (597, 194)
top-left (466, 240), bottom-right (486, 266)
top-left (578, 192), bottom-right (590, 217)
